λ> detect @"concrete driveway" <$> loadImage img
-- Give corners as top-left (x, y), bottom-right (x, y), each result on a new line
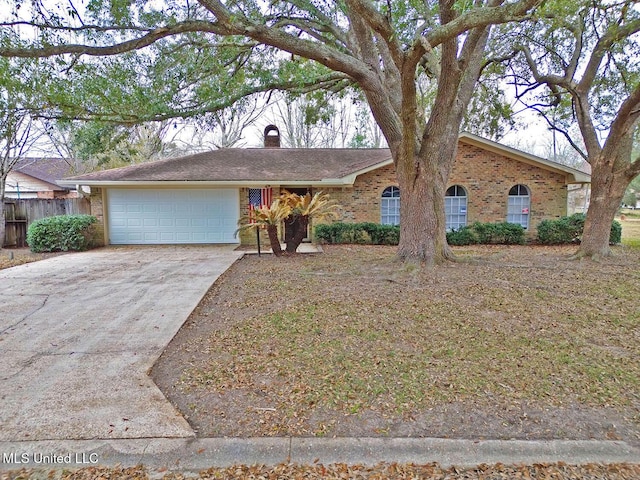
top-left (0, 246), bottom-right (242, 441)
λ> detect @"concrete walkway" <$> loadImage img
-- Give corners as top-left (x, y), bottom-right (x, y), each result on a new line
top-left (0, 246), bottom-right (242, 441)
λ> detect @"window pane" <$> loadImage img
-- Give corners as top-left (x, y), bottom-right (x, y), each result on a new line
top-left (445, 192), bottom-right (467, 231)
top-left (507, 186), bottom-right (530, 228)
top-left (381, 188), bottom-right (400, 225)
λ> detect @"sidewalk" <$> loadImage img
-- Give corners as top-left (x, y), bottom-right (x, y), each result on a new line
top-left (0, 437), bottom-right (638, 473)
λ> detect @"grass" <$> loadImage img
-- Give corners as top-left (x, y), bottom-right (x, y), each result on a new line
top-left (619, 213), bottom-right (640, 248)
top-left (179, 244), bottom-right (640, 432)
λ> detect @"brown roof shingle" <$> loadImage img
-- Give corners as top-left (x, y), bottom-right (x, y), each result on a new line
top-left (64, 148), bottom-right (393, 183)
top-left (16, 157), bottom-right (75, 188)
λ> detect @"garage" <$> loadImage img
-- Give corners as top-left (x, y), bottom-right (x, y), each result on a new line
top-left (107, 188), bottom-right (239, 244)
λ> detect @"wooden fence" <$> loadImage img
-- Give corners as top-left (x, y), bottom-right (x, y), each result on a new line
top-left (3, 197), bottom-right (91, 247)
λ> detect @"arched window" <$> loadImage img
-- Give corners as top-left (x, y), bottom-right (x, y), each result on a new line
top-left (507, 184), bottom-right (530, 228)
top-left (381, 186), bottom-right (400, 225)
top-left (445, 185), bottom-right (468, 231)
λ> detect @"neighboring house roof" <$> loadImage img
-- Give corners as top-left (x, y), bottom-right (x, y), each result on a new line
top-left (13, 157), bottom-right (75, 191)
top-left (59, 133), bottom-right (591, 187)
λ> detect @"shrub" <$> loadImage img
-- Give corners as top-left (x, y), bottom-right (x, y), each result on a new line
top-left (445, 222), bottom-right (525, 246)
top-left (537, 213), bottom-right (622, 245)
top-left (610, 220), bottom-right (622, 244)
top-left (27, 215), bottom-right (98, 253)
top-left (469, 221), bottom-right (526, 245)
top-left (315, 223), bottom-right (399, 245)
top-left (446, 226), bottom-right (478, 246)
top-left (317, 221), bottom-right (525, 246)
top-left (360, 223), bottom-right (400, 245)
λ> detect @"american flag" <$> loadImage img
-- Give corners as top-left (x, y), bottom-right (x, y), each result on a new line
top-left (248, 187), bottom-right (273, 223)
top-left (249, 187), bottom-right (273, 208)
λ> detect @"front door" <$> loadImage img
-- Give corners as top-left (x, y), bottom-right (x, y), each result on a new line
top-left (283, 187), bottom-right (311, 242)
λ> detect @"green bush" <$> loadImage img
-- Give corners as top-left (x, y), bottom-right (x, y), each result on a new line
top-left (317, 221), bottom-right (525, 246)
top-left (446, 226), bottom-right (478, 246)
top-left (537, 213), bottom-right (622, 245)
top-left (361, 223), bottom-right (400, 245)
top-left (27, 215), bottom-right (98, 253)
top-left (468, 221), bottom-right (526, 245)
top-left (610, 220), bottom-right (622, 244)
top-left (315, 222), bottom-right (399, 245)
top-left (445, 222), bottom-right (525, 246)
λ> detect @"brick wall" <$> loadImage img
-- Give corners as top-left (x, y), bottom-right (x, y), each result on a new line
top-left (89, 187), bottom-right (106, 246)
top-left (318, 143), bottom-right (568, 237)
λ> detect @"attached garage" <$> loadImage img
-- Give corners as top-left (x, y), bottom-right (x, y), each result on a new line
top-left (107, 188), bottom-right (239, 244)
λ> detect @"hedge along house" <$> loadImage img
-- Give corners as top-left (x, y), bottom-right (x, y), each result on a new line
top-left (59, 126), bottom-right (591, 247)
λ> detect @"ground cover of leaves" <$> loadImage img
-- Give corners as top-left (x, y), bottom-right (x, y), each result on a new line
top-left (2, 462), bottom-right (640, 480)
top-left (0, 248), bottom-right (67, 270)
top-left (151, 244), bottom-right (640, 444)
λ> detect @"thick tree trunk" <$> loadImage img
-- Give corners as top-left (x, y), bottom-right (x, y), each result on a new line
top-left (285, 215), bottom-right (308, 253)
top-left (576, 165), bottom-right (628, 258)
top-left (266, 225), bottom-right (283, 256)
top-left (395, 144), bottom-right (456, 266)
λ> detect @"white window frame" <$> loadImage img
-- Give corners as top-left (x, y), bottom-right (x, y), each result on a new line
top-left (507, 184), bottom-right (530, 229)
top-left (445, 185), bottom-right (468, 231)
top-left (381, 186), bottom-right (400, 225)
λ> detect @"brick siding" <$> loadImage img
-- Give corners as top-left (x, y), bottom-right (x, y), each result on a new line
top-left (318, 143), bottom-right (568, 238)
top-left (89, 187), bottom-right (106, 246)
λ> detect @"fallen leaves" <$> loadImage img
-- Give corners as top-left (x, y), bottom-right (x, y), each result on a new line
top-left (152, 244), bottom-right (640, 440)
top-left (1, 463), bottom-right (639, 480)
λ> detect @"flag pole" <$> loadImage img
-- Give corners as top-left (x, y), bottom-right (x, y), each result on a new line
top-left (256, 227), bottom-right (261, 257)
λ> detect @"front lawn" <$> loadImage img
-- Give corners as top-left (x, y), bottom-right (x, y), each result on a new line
top-left (152, 244), bottom-right (640, 442)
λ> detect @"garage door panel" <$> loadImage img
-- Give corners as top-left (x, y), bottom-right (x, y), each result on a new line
top-left (108, 188), bottom-right (239, 244)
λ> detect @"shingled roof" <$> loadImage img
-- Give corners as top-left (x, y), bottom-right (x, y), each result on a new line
top-left (61, 148), bottom-right (393, 185)
top-left (15, 157), bottom-right (75, 189)
top-left (59, 131), bottom-right (591, 187)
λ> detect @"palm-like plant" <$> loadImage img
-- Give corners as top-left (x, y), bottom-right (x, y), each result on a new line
top-left (236, 198), bottom-right (291, 256)
top-left (281, 191), bottom-right (339, 252)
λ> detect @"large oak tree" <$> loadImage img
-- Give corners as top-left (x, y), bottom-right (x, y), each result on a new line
top-left (0, 0), bottom-right (543, 263)
top-left (506, 0), bottom-right (640, 257)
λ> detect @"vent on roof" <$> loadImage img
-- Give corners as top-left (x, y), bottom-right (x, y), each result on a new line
top-left (264, 125), bottom-right (281, 148)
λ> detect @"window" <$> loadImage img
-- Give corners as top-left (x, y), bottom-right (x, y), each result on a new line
top-left (507, 184), bottom-right (530, 228)
top-left (445, 185), bottom-right (468, 231)
top-left (381, 186), bottom-right (400, 225)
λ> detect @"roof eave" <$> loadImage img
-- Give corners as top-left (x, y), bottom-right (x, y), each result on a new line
top-left (57, 178), bottom-right (358, 188)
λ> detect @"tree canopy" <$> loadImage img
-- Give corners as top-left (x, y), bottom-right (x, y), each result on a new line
top-left (1, 0), bottom-right (546, 263)
top-left (503, 0), bottom-right (640, 257)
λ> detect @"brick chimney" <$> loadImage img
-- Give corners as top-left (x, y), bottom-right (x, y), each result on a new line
top-left (264, 125), bottom-right (281, 148)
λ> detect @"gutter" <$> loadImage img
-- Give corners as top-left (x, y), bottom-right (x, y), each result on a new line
top-left (56, 179), bottom-right (360, 188)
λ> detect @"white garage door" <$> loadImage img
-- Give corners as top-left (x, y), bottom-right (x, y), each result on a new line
top-left (107, 188), bottom-right (239, 244)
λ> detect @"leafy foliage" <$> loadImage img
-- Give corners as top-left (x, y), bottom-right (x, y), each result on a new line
top-left (537, 214), bottom-right (622, 245)
top-left (471, 222), bottom-right (526, 245)
top-left (446, 222), bottom-right (525, 245)
top-left (317, 221), bottom-right (526, 246)
top-left (281, 191), bottom-right (338, 222)
top-left (281, 191), bottom-right (339, 253)
top-left (27, 215), bottom-right (98, 252)
top-left (446, 226), bottom-right (478, 246)
top-left (236, 198), bottom-right (291, 255)
top-left (0, 0), bottom-right (550, 262)
top-left (315, 222), bottom-right (400, 245)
